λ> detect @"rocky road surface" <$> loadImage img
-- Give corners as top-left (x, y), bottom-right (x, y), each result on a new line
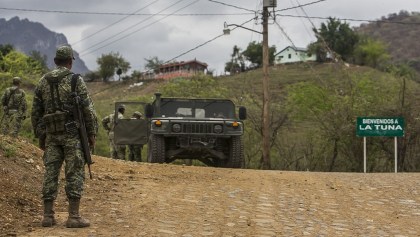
top-left (15, 156), bottom-right (420, 237)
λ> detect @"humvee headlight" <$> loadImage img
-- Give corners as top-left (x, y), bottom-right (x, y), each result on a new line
top-left (172, 123), bottom-right (181, 133)
top-left (214, 124), bottom-right (223, 133)
top-left (154, 120), bottom-right (162, 127)
top-left (232, 121), bottom-right (239, 128)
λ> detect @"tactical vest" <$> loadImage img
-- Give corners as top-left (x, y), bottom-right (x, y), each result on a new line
top-left (42, 72), bottom-right (78, 135)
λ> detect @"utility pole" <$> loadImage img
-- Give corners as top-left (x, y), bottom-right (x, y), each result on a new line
top-left (224, 0), bottom-right (275, 169)
top-left (262, 6), bottom-right (271, 169)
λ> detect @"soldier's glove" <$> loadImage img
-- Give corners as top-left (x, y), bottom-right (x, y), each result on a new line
top-left (39, 135), bottom-right (46, 151)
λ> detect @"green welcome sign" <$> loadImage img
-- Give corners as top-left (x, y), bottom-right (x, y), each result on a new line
top-left (356, 117), bottom-right (404, 137)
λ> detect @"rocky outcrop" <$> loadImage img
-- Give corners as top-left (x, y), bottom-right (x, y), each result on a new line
top-left (0, 16), bottom-right (90, 74)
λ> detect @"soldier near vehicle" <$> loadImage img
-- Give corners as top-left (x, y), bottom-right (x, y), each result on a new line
top-left (1, 77), bottom-right (27, 137)
top-left (128, 111), bottom-right (144, 162)
top-left (102, 104), bottom-right (126, 160)
top-left (31, 45), bottom-right (98, 228)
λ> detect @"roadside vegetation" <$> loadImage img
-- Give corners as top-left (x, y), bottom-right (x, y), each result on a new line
top-left (1, 12), bottom-right (419, 172)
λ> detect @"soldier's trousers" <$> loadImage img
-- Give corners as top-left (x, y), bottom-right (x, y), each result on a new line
top-left (42, 138), bottom-right (85, 201)
top-left (1, 112), bottom-right (23, 137)
top-left (109, 132), bottom-right (125, 160)
top-left (116, 145), bottom-right (126, 160)
top-left (128, 145), bottom-right (143, 162)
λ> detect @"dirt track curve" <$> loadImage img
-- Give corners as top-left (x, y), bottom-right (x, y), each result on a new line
top-left (12, 156), bottom-right (420, 237)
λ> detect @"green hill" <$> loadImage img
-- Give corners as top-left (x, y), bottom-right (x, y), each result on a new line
top-left (4, 61), bottom-right (420, 172)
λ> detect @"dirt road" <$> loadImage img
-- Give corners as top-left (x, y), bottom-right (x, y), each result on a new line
top-left (10, 155), bottom-right (418, 237)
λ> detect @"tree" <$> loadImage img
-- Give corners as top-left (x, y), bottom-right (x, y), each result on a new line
top-left (242, 41), bottom-right (276, 68)
top-left (96, 52), bottom-right (130, 82)
top-left (0, 44), bottom-right (14, 57)
top-left (84, 71), bottom-right (101, 82)
top-left (144, 56), bottom-right (163, 73)
top-left (131, 70), bottom-right (142, 81)
top-left (310, 18), bottom-right (359, 62)
top-left (0, 44), bottom-right (14, 72)
top-left (224, 45), bottom-right (245, 74)
top-left (28, 50), bottom-right (48, 73)
top-left (2, 51), bottom-right (31, 75)
top-left (284, 69), bottom-right (416, 172)
top-left (353, 37), bottom-right (390, 69)
top-left (307, 41), bottom-right (329, 62)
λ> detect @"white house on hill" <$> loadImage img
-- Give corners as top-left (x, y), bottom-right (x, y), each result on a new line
top-left (275, 46), bottom-right (316, 64)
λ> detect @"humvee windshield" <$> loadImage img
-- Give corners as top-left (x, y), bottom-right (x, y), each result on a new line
top-left (156, 99), bottom-right (236, 119)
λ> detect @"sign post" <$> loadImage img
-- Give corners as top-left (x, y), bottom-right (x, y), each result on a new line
top-left (356, 117), bottom-right (404, 173)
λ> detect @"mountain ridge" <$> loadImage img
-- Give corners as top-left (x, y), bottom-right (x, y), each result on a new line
top-left (356, 11), bottom-right (420, 72)
top-left (0, 16), bottom-right (90, 74)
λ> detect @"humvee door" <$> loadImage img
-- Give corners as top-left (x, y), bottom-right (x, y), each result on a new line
top-left (113, 102), bottom-right (149, 145)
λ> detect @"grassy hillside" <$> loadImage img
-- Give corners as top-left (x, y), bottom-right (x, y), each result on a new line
top-left (5, 61), bottom-right (420, 172)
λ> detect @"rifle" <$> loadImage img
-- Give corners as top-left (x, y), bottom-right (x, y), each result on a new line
top-left (70, 74), bottom-right (94, 179)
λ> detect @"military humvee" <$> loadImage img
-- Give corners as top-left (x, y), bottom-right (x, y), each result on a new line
top-left (147, 93), bottom-right (247, 168)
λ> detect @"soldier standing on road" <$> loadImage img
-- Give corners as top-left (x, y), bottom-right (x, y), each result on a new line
top-left (1, 77), bottom-right (27, 137)
top-left (101, 104), bottom-right (126, 160)
top-left (31, 45), bottom-right (98, 228)
top-left (128, 111), bottom-right (144, 162)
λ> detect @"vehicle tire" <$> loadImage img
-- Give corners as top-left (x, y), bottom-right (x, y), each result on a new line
top-left (147, 134), bottom-right (166, 163)
top-left (217, 136), bottom-right (244, 168)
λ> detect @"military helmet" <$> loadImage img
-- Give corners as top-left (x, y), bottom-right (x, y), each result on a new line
top-left (133, 111), bottom-right (142, 118)
top-left (118, 104), bottom-right (126, 110)
top-left (55, 45), bottom-right (75, 60)
top-left (12, 77), bottom-right (22, 85)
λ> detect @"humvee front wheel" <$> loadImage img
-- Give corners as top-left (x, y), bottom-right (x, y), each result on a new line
top-left (217, 136), bottom-right (244, 168)
top-left (147, 134), bottom-right (166, 163)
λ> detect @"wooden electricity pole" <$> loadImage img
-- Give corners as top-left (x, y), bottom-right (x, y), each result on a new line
top-left (262, 6), bottom-right (271, 169)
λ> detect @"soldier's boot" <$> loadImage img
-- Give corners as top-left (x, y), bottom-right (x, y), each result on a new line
top-left (65, 198), bottom-right (90, 228)
top-left (41, 200), bottom-right (56, 227)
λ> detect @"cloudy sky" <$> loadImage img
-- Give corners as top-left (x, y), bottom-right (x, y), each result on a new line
top-left (1, 0), bottom-right (419, 75)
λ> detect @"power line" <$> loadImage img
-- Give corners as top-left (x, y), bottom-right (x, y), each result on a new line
top-left (290, 0), bottom-right (315, 39)
top-left (289, 1), bottom-right (339, 62)
top-left (162, 17), bottom-right (257, 67)
top-left (274, 21), bottom-right (296, 48)
top-left (79, 0), bottom-right (187, 55)
top-left (276, 0), bottom-right (327, 12)
top-left (207, 0), bottom-right (256, 13)
top-left (277, 14), bottom-right (420, 25)
top-left (71, 0), bottom-right (159, 46)
top-left (80, 0), bottom-right (199, 56)
top-left (0, 6), bottom-right (253, 16)
top-left (91, 17), bottom-right (256, 96)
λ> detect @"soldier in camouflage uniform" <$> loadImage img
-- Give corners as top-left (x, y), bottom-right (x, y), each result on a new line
top-left (128, 111), bottom-right (144, 162)
top-left (31, 45), bottom-right (98, 228)
top-left (1, 77), bottom-right (27, 137)
top-left (101, 105), bottom-right (126, 160)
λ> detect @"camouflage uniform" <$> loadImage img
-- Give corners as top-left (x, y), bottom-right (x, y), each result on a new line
top-left (31, 57), bottom-right (97, 202)
top-left (32, 45), bottom-right (96, 228)
top-left (102, 109), bottom-right (126, 160)
top-left (1, 77), bottom-right (27, 137)
top-left (128, 111), bottom-right (143, 162)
